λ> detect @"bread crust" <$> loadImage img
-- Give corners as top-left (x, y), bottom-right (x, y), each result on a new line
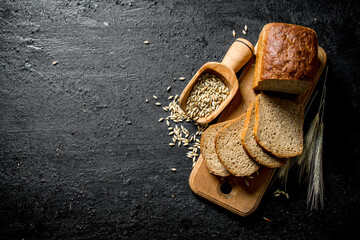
top-left (215, 114), bottom-right (260, 176)
top-left (241, 101), bottom-right (287, 168)
top-left (253, 23), bottom-right (318, 95)
top-left (240, 101), bottom-right (254, 144)
top-left (201, 121), bottom-right (232, 177)
top-left (214, 120), bottom-right (237, 175)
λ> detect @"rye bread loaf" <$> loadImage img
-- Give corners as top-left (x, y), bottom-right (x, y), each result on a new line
top-left (241, 101), bottom-right (287, 168)
top-left (254, 93), bottom-right (304, 158)
top-left (201, 121), bottom-right (232, 177)
top-left (253, 23), bottom-right (318, 95)
top-left (215, 114), bottom-right (260, 176)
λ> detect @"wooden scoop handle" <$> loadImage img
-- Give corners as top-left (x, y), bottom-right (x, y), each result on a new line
top-left (221, 38), bottom-right (254, 73)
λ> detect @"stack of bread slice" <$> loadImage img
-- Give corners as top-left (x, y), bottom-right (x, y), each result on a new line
top-left (201, 23), bottom-right (317, 177)
top-left (201, 92), bottom-right (304, 177)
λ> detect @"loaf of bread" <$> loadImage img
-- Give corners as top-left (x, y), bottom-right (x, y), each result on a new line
top-left (215, 114), bottom-right (260, 177)
top-left (254, 93), bottom-right (304, 158)
top-left (201, 121), bottom-right (232, 177)
top-left (241, 101), bottom-right (287, 168)
top-left (253, 23), bottom-right (318, 95)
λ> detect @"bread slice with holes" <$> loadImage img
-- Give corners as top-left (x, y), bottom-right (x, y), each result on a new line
top-left (254, 93), bottom-right (304, 158)
top-left (241, 101), bottom-right (287, 167)
top-left (201, 121), bottom-right (232, 177)
top-left (215, 114), bottom-right (260, 176)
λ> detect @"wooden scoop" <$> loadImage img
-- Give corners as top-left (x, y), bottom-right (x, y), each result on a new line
top-left (178, 38), bottom-right (254, 124)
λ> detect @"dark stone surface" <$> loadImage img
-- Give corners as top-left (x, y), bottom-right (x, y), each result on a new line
top-left (0, 0), bottom-right (359, 239)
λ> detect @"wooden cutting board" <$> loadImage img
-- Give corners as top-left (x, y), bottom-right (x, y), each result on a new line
top-left (189, 47), bottom-right (327, 217)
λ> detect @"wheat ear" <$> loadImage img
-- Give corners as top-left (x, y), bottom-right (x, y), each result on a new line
top-left (296, 113), bottom-right (320, 183)
top-left (307, 121), bottom-right (324, 210)
top-left (306, 66), bottom-right (327, 210)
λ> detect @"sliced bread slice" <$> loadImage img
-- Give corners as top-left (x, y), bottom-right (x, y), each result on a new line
top-left (241, 101), bottom-right (287, 168)
top-left (254, 93), bottom-right (304, 158)
top-left (215, 114), bottom-right (260, 177)
top-left (201, 121), bottom-right (232, 177)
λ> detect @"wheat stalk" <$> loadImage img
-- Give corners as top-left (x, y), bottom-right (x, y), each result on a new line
top-left (276, 158), bottom-right (291, 190)
top-left (307, 120), bottom-right (324, 210)
top-left (296, 113), bottom-right (319, 183)
top-left (276, 113), bottom-right (320, 190)
top-left (305, 67), bottom-right (327, 210)
top-left (276, 66), bottom-right (328, 210)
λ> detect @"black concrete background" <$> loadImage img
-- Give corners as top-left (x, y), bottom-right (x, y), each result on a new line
top-left (1, 0), bottom-right (359, 239)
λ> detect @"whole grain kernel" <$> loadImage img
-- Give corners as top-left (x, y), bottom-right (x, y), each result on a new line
top-left (185, 72), bottom-right (229, 120)
top-left (244, 179), bottom-right (250, 187)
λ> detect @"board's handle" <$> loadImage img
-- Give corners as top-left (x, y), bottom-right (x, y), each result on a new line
top-left (221, 38), bottom-right (254, 73)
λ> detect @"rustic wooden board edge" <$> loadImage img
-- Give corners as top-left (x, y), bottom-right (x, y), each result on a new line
top-left (189, 156), bottom-right (276, 216)
top-left (189, 46), bottom-right (327, 217)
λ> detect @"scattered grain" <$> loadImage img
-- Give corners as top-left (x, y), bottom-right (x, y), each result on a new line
top-left (244, 179), bottom-right (250, 187)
